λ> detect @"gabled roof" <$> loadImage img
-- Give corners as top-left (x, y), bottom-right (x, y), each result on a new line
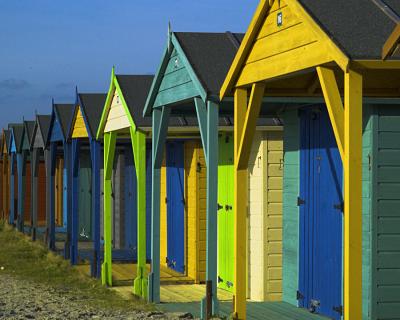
top-left (23, 120), bottom-right (35, 147)
top-left (34, 115), bottom-right (52, 148)
top-left (3, 129), bottom-right (10, 153)
top-left (116, 75), bottom-right (154, 128)
top-left (144, 31), bottom-right (243, 116)
top-left (220, 0), bottom-right (400, 98)
top-left (174, 32), bottom-right (244, 95)
top-left (298, 0), bottom-right (400, 59)
top-left (52, 104), bottom-right (75, 140)
top-left (78, 93), bottom-right (107, 138)
top-left (8, 123), bottom-right (24, 153)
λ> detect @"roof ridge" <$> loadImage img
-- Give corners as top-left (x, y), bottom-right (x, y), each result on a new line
top-left (371, 0), bottom-right (400, 23)
top-left (225, 31), bottom-right (241, 49)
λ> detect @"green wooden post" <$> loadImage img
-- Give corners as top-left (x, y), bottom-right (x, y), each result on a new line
top-left (196, 99), bottom-right (219, 318)
top-left (101, 131), bottom-right (116, 286)
top-left (130, 128), bottom-right (148, 298)
top-left (148, 106), bottom-right (170, 303)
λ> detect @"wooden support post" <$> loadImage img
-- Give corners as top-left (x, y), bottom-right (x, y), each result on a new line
top-left (194, 98), bottom-right (208, 160)
top-left (90, 140), bottom-right (101, 278)
top-left (233, 84), bottom-right (265, 320)
top-left (203, 100), bottom-right (219, 317)
top-left (344, 69), bottom-right (363, 320)
top-left (317, 67), bottom-right (345, 159)
top-left (9, 153), bottom-right (15, 225)
top-left (148, 106), bottom-right (170, 303)
top-left (101, 131), bottom-right (116, 286)
top-left (44, 149), bottom-right (51, 244)
top-left (49, 142), bottom-right (57, 250)
top-left (131, 128), bottom-right (148, 298)
top-left (71, 139), bottom-right (80, 265)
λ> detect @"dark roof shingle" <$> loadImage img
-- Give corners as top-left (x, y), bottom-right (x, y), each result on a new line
top-left (54, 104), bottom-right (74, 139)
top-left (174, 32), bottom-right (244, 95)
top-left (79, 93), bottom-right (107, 138)
top-left (298, 0), bottom-right (400, 59)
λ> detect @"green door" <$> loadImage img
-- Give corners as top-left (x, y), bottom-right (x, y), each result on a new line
top-left (79, 153), bottom-right (92, 241)
top-left (218, 133), bottom-right (234, 292)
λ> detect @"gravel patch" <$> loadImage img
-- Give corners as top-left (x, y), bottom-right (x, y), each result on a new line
top-left (0, 274), bottom-right (194, 320)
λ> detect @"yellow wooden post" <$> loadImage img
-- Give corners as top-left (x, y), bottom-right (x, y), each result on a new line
top-left (234, 88), bottom-right (247, 320)
top-left (344, 69), bottom-right (362, 320)
top-left (234, 84), bottom-right (265, 319)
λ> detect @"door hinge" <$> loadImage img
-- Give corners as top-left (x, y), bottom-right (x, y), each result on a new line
top-left (165, 197), bottom-right (168, 204)
top-left (333, 305), bottom-right (343, 316)
top-left (297, 197), bottom-right (305, 206)
top-left (296, 290), bottom-right (304, 300)
top-left (333, 202), bottom-right (344, 212)
top-left (217, 203), bottom-right (223, 210)
top-left (218, 276), bottom-right (223, 283)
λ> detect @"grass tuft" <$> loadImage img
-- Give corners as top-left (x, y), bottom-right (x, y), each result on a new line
top-left (0, 220), bottom-right (152, 312)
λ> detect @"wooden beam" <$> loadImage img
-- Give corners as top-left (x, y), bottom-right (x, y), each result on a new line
top-left (306, 75), bottom-right (320, 95)
top-left (148, 107), bottom-right (170, 303)
top-left (101, 132), bottom-right (116, 287)
top-left (131, 128), bottom-right (148, 299)
top-left (237, 83), bottom-right (265, 169)
top-left (233, 88), bottom-right (247, 320)
top-left (344, 69), bottom-right (363, 320)
top-left (201, 100), bottom-right (219, 317)
top-left (70, 139), bottom-right (80, 266)
top-left (317, 66), bottom-right (345, 160)
top-left (382, 23), bottom-right (400, 60)
top-left (194, 98), bottom-right (208, 160)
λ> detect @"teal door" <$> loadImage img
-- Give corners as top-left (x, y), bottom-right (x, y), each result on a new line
top-left (218, 133), bottom-right (234, 292)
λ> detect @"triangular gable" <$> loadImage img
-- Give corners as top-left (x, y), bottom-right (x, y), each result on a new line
top-left (10, 131), bottom-right (16, 153)
top-left (144, 33), bottom-right (206, 116)
top-left (32, 122), bottom-right (45, 149)
top-left (49, 109), bottom-right (65, 143)
top-left (71, 106), bottom-right (89, 138)
top-left (104, 89), bottom-right (132, 133)
top-left (220, 0), bottom-right (348, 97)
top-left (22, 130), bottom-right (30, 151)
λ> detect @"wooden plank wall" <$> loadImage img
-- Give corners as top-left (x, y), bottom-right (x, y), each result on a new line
top-left (153, 48), bottom-right (198, 108)
top-left (185, 141), bottom-right (206, 283)
top-left (105, 91), bottom-right (131, 133)
top-left (371, 105), bottom-right (400, 319)
top-left (72, 107), bottom-right (89, 138)
top-left (247, 130), bottom-right (283, 301)
top-left (38, 161), bottom-right (46, 225)
top-left (55, 158), bottom-right (63, 227)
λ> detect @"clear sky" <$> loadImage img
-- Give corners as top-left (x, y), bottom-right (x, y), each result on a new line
top-left (0, 0), bottom-right (259, 129)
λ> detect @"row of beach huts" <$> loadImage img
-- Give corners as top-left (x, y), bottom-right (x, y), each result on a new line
top-left (1, 1), bottom-right (400, 319)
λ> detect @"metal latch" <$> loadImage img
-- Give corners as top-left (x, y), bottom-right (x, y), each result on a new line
top-left (334, 202), bottom-right (344, 212)
top-left (333, 305), bottom-right (343, 315)
top-left (297, 197), bottom-right (305, 206)
top-left (309, 299), bottom-right (320, 313)
top-left (226, 281), bottom-right (233, 288)
top-left (225, 205), bottom-right (232, 211)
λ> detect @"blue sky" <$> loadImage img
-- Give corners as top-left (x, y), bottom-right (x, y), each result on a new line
top-left (0, 1), bottom-right (258, 129)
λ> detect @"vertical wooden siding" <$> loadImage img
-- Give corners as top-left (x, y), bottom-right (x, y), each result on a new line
top-left (185, 141), bottom-right (206, 283)
top-left (160, 156), bottom-right (167, 267)
top-left (282, 109), bottom-right (300, 306)
top-left (248, 130), bottom-right (283, 301)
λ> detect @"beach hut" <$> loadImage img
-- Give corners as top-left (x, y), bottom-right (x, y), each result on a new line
top-left (1, 129), bottom-right (10, 222)
top-left (143, 30), bottom-right (284, 318)
top-left (220, 1), bottom-right (400, 319)
top-left (30, 115), bottom-right (51, 241)
top-left (19, 120), bottom-right (35, 233)
top-left (0, 135), bottom-right (2, 220)
top-left (8, 123), bottom-right (24, 227)
top-left (67, 91), bottom-right (106, 277)
top-left (47, 103), bottom-right (74, 251)
top-left (96, 71), bottom-right (158, 298)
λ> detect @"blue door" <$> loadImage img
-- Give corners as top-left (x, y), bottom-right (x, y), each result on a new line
top-left (299, 106), bottom-right (343, 320)
top-left (125, 145), bottom-right (152, 261)
top-left (166, 141), bottom-right (185, 273)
